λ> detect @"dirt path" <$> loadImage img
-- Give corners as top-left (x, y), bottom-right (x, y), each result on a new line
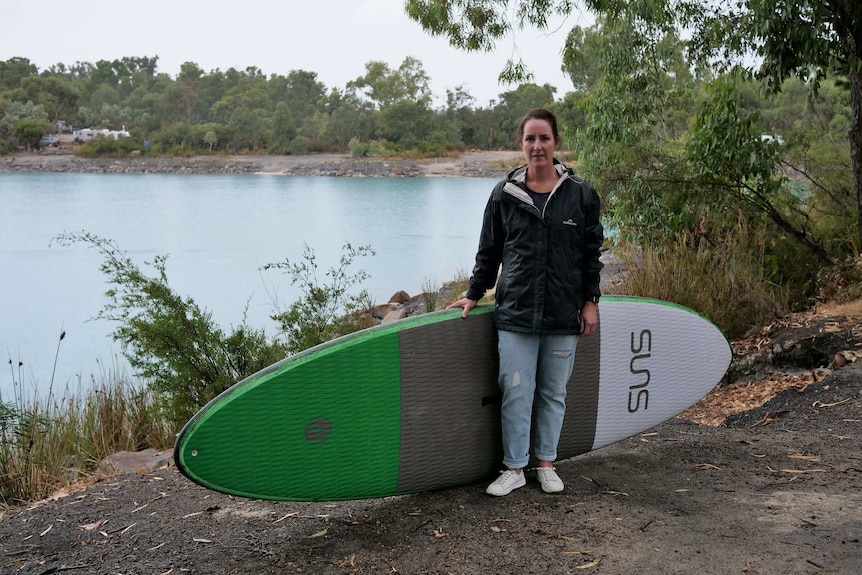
top-left (1, 366), bottom-right (859, 575)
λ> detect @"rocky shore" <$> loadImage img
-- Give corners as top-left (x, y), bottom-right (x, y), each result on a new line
top-left (0, 150), bottom-right (522, 178)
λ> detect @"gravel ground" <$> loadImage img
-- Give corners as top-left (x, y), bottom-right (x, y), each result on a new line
top-left (1, 364), bottom-right (859, 575)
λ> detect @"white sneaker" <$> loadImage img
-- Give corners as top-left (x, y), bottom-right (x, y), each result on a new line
top-left (536, 467), bottom-right (564, 493)
top-left (486, 469), bottom-right (526, 496)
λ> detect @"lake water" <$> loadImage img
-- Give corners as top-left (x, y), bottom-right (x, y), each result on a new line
top-left (0, 173), bottom-right (497, 402)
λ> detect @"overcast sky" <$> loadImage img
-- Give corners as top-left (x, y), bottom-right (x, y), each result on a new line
top-left (0, 0), bottom-right (594, 106)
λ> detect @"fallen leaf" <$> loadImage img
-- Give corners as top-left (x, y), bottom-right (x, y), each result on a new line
top-left (813, 398), bottom-right (852, 408)
top-left (80, 519), bottom-right (108, 531)
top-left (576, 557), bottom-right (601, 569)
top-left (787, 453), bottom-right (820, 462)
top-left (338, 554), bottom-right (356, 568)
top-left (308, 529), bottom-right (328, 538)
top-left (696, 463), bottom-right (722, 470)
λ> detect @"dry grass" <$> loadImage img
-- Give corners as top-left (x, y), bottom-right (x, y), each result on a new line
top-left (609, 225), bottom-right (789, 340)
top-left (0, 370), bottom-right (173, 506)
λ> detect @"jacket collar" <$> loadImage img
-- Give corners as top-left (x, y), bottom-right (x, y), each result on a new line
top-left (506, 158), bottom-right (570, 183)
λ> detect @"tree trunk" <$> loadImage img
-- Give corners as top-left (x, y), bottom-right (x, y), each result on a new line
top-left (850, 65), bottom-right (862, 251)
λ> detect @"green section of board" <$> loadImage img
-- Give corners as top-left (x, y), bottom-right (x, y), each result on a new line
top-left (176, 331), bottom-right (403, 500)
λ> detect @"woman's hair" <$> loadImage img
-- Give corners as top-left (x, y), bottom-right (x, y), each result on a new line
top-left (516, 108), bottom-right (560, 145)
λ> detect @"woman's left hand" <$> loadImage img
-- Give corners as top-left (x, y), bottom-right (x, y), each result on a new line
top-left (580, 301), bottom-right (598, 336)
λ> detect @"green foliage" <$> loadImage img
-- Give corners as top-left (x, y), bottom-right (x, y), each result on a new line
top-left (14, 117), bottom-right (47, 149)
top-left (347, 57), bottom-right (433, 108)
top-left (75, 136), bottom-right (144, 158)
top-left (348, 137), bottom-right (385, 157)
top-left (50, 232), bottom-right (288, 425)
top-left (263, 243), bottom-right (376, 355)
top-left (687, 74), bottom-right (835, 263)
top-left (290, 134), bottom-right (310, 155)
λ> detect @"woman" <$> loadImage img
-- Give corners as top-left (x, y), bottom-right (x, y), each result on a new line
top-left (448, 108), bottom-right (604, 496)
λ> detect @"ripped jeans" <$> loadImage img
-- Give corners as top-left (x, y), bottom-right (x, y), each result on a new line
top-left (497, 330), bottom-right (579, 469)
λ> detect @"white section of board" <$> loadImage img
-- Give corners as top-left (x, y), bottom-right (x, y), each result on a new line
top-left (592, 300), bottom-right (731, 450)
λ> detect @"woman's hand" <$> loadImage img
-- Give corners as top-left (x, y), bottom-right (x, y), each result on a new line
top-left (446, 297), bottom-right (477, 319)
top-left (580, 301), bottom-right (598, 336)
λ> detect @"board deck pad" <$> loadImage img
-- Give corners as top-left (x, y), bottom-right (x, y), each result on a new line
top-left (174, 296), bottom-right (731, 501)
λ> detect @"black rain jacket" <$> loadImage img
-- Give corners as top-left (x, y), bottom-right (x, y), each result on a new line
top-left (465, 160), bottom-right (604, 335)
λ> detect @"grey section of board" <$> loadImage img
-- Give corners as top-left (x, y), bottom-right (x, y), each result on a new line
top-left (396, 312), bottom-right (502, 493)
top-left (555, 315), bottom-right (601, 459)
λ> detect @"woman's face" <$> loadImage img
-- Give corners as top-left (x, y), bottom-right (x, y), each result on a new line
top-left (520, 118), bottom-right (558, 171)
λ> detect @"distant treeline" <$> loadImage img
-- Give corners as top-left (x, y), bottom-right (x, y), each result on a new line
top-left (0, 55), bottom-right (565, 156)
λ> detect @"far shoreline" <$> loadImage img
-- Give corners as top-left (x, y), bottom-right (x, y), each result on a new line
top-left (0, 150), bottom-right (524, 178)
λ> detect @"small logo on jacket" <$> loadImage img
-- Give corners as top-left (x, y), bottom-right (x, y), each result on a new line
top-left (562, 219), bottom-right (577, 226)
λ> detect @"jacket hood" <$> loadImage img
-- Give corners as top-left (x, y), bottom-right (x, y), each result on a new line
top-left (506, 158), bottom-right (572, 182)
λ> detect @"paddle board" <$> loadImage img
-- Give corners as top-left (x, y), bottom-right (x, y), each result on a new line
top-left (174, 296), bottom-right (731, 501)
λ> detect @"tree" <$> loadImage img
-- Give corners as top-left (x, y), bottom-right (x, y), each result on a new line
top-left (279, 70), bottom-right (326, 128)
top-left (743, 0), bottom-right (862, 248)
top-left (405, 0), bottom-right (862, 247)
top-left (347, 57), bottom-right (432, 108)
top-left (270, 101), bottom-right (297, 153)
top-left (0, 57), bottom-right (38, 92)
top-left (19, 76), bottom-right (79, 123)
top-left (14, 117), bottom-right (46, 149)
top-left (379, 99), bottom-right (436, 147)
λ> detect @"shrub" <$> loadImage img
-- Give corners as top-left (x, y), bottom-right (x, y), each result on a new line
top-left (610, 220), bottom-right (789, 340)
top-left (263, 242), bottom-right (376, 355)
top-left (51, 232), bottom-right (288, 426)
top-left (290, 134), bottom-right (310, 155)
top-left (76, 136), bottom-right (144, 158)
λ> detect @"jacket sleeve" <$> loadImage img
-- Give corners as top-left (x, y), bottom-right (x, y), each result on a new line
top-left (582, 183), bottom-right (604, 299)
top-left (466, 184), bottom-right (505, 302)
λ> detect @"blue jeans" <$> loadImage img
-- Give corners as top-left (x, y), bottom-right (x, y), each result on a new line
top-left (497, 330), bottom-right (578, 469)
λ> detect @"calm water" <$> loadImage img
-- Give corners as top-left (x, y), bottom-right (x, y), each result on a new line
top-left (0, 173), bottom-right (497, 401)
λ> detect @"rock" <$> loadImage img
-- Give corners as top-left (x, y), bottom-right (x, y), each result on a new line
top-left (95, 449), bottom-right (173, 479)
top-left (389, 290), bottom-right (411, 304)
top-left (382, 308), bottom-right (407, 324)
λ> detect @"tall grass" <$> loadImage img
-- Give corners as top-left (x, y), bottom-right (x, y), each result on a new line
top-left (1, 359), bottom-right (173, 506)
top-left (608, 221), bottom-right (789, 340)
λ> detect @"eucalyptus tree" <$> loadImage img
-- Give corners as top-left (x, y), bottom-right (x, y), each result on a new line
top-left (160, 62), bottom-right (205, 124)
top-left (405, 0), bottom-right (862, 250)
top-left (280, 69), bottom-right (327, 131)
top-left (347, 56), bottom-right (433, 108)
top-left (0, 57), bottom-right (38, 92)
top-left (321, 89), bottom-right (378, 149)
top-left (18, 75), bottom-right (79, 123)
